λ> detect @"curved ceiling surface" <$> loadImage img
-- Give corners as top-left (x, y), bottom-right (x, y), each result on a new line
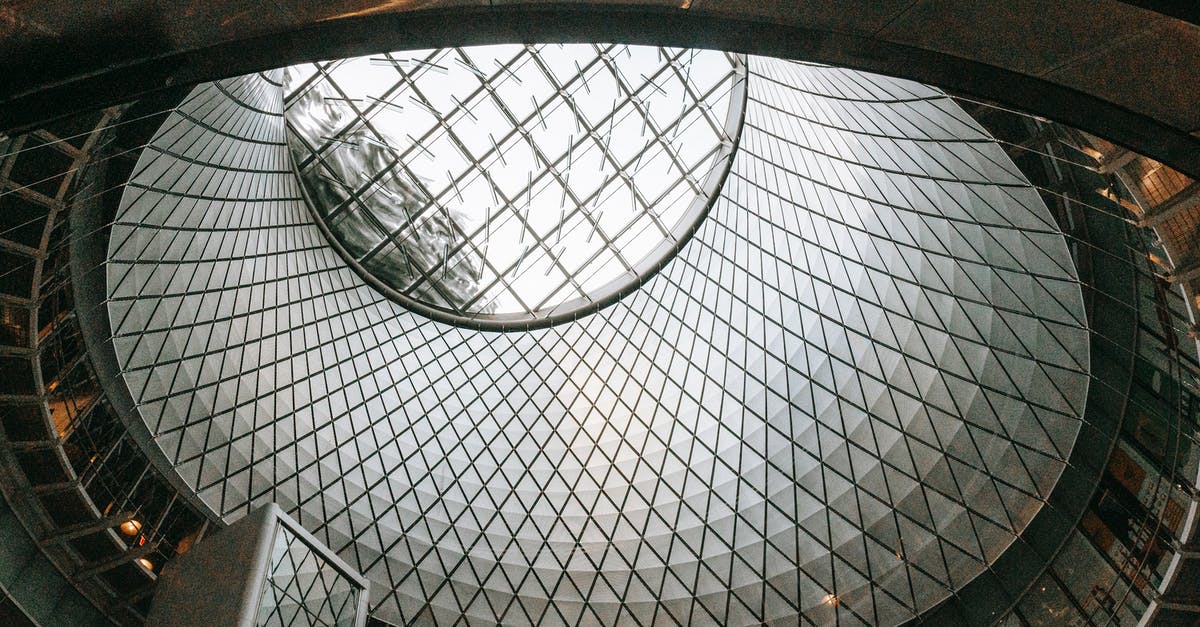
top-left (104, 50), bottom-right (1090, 625)
top-left (284, 44), bottom-right (744, 327)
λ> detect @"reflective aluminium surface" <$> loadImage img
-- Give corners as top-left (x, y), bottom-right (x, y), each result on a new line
top-left (283, 45), bottom-right (744, 327)
top-left (105, 52), bottom-right (1089, 626)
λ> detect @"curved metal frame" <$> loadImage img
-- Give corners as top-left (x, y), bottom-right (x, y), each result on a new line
top-left (293, 51), bottom-right (751, 332)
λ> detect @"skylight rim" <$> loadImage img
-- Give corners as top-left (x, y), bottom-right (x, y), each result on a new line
top-left (287, 44), bottom-right (749, 331)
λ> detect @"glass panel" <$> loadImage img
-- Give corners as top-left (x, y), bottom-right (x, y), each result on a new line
top-left (282, 44), bottom-right (743, 323)
top-left (255, 525), bottom-right (359, 627)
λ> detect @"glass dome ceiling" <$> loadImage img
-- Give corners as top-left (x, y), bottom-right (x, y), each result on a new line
top-left (283, 45), bottom-right (745, 328)
top-left (105, 47), bottom-right (1091, 626)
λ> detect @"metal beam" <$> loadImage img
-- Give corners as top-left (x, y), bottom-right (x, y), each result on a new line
top-left (1116, 1), bottom-right (1200, 25)
top-left (106, 583), bottom-right (155, 615)
top-left (1166, 259), bottom-right (1200, 284)
top-left (1003, 125), bottom-right (1058, 161)
top-left (1096, 146), bottom-right (1139, 174)
top-left (0, 393), bottom-right (42, 404)
top-left (41, 511), bottom-right (134, 546)
top-left (32, 479), bottom-right (80, 495)
top-left (1138, 179), bottom-right (1200, 228)
top-left (73, 541), bottom-right (160, 582)
top-left (1156, 600), bottom-right (1200, 612)
top-left (6, 438), bottom-right (60, 452)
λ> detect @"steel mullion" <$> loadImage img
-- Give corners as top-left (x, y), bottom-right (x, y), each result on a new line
top-left (526, 47), bottom-right (679, 245)
top-left (368, 54), bottom-right (545, 316)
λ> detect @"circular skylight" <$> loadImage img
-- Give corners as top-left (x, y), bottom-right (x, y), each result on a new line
top-left (283, 44), bottom-right (746, 328)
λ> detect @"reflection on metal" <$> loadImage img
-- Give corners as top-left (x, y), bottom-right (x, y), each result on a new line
top-left (284, 44), bottom-right (747, 329)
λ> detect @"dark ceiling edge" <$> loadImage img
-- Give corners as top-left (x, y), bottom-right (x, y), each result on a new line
top-left (1, 4), bottom-right (1198, 182)
top-left (1116, 0), bottom-right (1200, 26)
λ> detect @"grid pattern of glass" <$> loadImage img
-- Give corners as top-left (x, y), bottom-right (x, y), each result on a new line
top-left (283, 45), bottom-right (742, 325)
top-left (256, 524), bottom-right (360, 626)
top-left (105, 56), bottom-right (1090, 625)
top-left (970, 113), bottom-right (1200, 626)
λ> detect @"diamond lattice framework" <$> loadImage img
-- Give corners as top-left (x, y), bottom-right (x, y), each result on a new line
top-left (256, 524), bottom-right (360, 626)
top-left (105, 50), bottom-right (1089, 626)
top-left (283, 44), bottom-right (743, 326)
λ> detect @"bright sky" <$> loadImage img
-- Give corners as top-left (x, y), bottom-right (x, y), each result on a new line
top-left (285, 44), bottom-right (740, 318)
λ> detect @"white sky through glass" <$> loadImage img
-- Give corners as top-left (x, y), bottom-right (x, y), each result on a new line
top-left (284, 44), bottom-right (743, 323)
